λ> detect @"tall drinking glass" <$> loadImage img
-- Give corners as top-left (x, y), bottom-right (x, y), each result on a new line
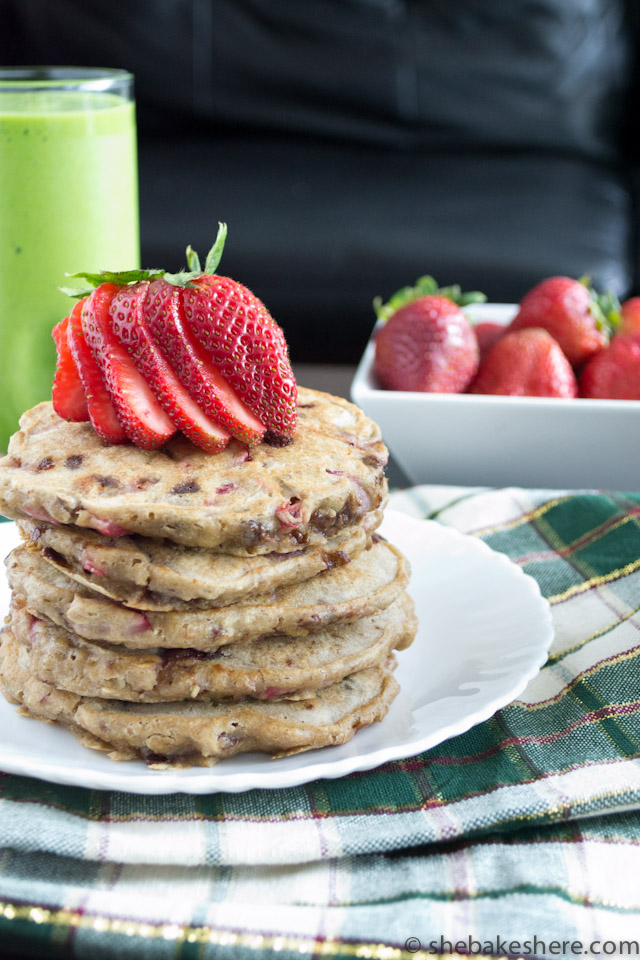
top-left (0, 67), bottom-right (139, 451)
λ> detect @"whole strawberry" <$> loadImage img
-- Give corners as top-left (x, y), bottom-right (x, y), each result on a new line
top-left (618, 297), bottom-right (640, 337)
top-left (372, 276), bottom-right (484, 393)
top-left (579, 333), bottom-right (640, 400)
top-left (470, 328), bottom-right (578, 397)
top-left (509, 276), bottom-right (619, 368)
top-left (474, 321), bottom-right (505, 361)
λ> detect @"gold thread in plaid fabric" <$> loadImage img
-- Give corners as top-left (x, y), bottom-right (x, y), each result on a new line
top-left (549, 558), bottom-right (640, 604)
top-left (545, 604), bottom-right (640, 665)
top-left (280, 770), bottom-right (640, 821)
top-left (489, 711), bottom-right (545, 780)
top-left (2, 896), bottom-right (637, 959)
top-left (0, 901), bottom-right (476, 959)
top-left (514, 511), bottom-right (640, 569)
top-left (462, 493), bottom-right (640, 537)
top-left (435, 703), bottom-right (640, 756)
top-left (617, 495), bottom-right (640, 539)
top-left (424, 489), bottom-right (485, 521)
top-left (515, 496), bottom-right (640, 602)
top-left (570, 688), bottom-right (640, 757)
top-left (463, 495), bottom-right (573, 538)
top-left (537, 521), bottom-right (640, 594)
top-left (521, 646), bottom-right (640, 708)
top-left (563, 510), bottom-right (640, 556)
top-left (526, 501), bottom-right (633, 589)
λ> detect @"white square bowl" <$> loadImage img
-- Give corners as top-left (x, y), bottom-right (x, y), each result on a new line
top-left (351, 303), bottom-right (640, 490)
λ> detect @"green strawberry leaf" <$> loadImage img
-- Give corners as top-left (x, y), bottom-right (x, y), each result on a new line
top-left (373, 275), bottom-right (486, 321)
top-left (58, 284), bottom-right (95, 299)
top-left (185, 245), bottom-right (201, 272)
top-left (162, 270), bottom-right (201, 288)
top-left (163, 222), bottom-right (229, 288)
top-left (592, 289), bottom-right (621, 337)
top-left (580, 276), bottom-right (621, 339)
top-left (65, 268), bottom-right (165, 287)
top-left (60, 222), bottom-right (230, 298)
top-left (204, 222), bottom-right (228, 275)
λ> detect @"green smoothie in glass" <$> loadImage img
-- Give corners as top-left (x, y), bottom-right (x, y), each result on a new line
top-left (0, 68), bottom-right (139, 452)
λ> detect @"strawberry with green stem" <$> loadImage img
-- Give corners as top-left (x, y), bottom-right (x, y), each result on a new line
top-left (373, 275), bottom-right (485, 393)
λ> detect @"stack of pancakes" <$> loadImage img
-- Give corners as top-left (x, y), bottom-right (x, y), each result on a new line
top-left (0, 387), bottom-right (417, 767)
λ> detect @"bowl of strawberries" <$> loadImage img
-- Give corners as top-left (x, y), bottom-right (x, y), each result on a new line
top-left (351, 275), bottom-right (640, 490)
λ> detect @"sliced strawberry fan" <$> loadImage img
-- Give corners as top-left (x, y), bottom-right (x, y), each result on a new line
top-left (53, 223), bottom-right (298, 452)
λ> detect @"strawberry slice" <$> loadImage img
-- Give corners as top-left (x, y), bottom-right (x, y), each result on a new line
top-left (52, 308), bottom-right (89, 422)
top-left (81, 284), bottom-right (177, 449)
top-left (109, 283), bottom-right (230, 453)
top-left (144, 278), bottom-right (265, 445)
top-left (66, 301), bottom-right (128, 444)
top-left (179, 237), bottom-right (297, 438)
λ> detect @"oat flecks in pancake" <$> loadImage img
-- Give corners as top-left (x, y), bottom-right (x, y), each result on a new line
top-left (0, 388), bottom-right (388, 553)
top-left (16, 509), bottom-right (382, 607)
top-left (9, 592), bottom-right (416, 702)
top-left (0, 628), bottom-right (399, 767)
top-left (6, 538), bottom-right (410, 648)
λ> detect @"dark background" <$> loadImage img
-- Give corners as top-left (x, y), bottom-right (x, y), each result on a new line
top-left (3, 0), bottom-right (640, 363)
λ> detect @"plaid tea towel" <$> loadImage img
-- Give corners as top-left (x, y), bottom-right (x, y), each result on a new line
top-left (1, 487), bottom-right (640, 958)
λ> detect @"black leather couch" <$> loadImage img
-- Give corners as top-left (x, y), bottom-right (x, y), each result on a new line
top-left (4, 0), bottom-right (640, 363)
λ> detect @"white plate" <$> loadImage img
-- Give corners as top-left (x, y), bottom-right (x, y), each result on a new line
top-left (0, 511), bottom-right (553, 794)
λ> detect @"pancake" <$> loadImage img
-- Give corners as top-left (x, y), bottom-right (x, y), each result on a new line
top-left (0, 628), bottom-right (399, 767)
top-left (0, 388), bottom-right (388, 553)
top-left (9, 592), bottom-right (416, 702)
top-left (16, 508), bottom-right (382, 607)
top-left (7, 537), bottom-right (409, 649)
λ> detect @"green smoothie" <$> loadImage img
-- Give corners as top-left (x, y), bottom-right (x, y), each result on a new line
top-left (0, 85), bottom-right (139, 451)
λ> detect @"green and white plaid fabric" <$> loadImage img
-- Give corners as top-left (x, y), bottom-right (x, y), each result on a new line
top-left (1, 486), bottom-right (640, 959)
